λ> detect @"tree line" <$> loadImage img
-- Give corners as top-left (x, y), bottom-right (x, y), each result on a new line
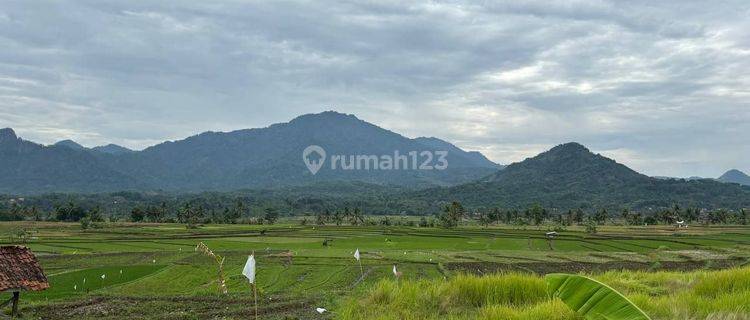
top-left (1, 197), bottom-right (747, 230)
top-left (438, 202), bottom-right (748, 229)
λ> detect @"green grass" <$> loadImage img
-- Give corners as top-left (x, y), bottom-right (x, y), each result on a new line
top-left (341, 267), bottom-right (750, 320)
top-left (24, 265), bottom-right (166, 300)
top-left (0, 221), bottom-right (749, 319)
top-left (598, 268), bottom-right (750, 319)
top-left (339, 273), bottom-right (579, 319)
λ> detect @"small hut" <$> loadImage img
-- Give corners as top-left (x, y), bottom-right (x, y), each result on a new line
top-left (0, 246), bottom-right (49, 317)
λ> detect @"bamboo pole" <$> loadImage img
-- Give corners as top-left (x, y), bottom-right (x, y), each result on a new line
top-left (252, 250), bottom-right (258, 320)
top-left (358, 259), bottom-right (364, 280)
top-left (253, 282), bottom-right (258, 320)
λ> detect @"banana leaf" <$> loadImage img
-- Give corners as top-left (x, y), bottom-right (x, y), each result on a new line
top-left (546, 273), bottom-right (651, 320)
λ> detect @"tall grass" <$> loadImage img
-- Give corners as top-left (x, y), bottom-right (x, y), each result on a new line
top-left (479, 300), bottom-right (580, 320)
top-left (448, 273), bottom-right (547, 307)
top-left (598, 267), bottom-right (750, 319)
top-left (339, 267), bottom-right (750, 320)
top-left (693, 267), bottom-right (750, 298)
top-left (340, 272), bottom-right (556, 319)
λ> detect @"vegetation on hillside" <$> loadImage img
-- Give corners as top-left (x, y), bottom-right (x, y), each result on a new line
top-left (0, 112), bottom-right (500, 194)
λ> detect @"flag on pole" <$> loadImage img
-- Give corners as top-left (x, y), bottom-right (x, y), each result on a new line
top-left (244, 253), bottom-right (259, 320)
top-left (74, 284), bottom-right (77, 290)
top-left (243, 254), bottom-right (256, 284)
top-left (354, 248), bottom-right (364, 280)
top-left (392, 265), bottom-right (398, 276)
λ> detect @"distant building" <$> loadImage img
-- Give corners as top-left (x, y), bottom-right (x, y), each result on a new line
top-left (8, 197), bottom-right (24, 204)
top-left (0, 246), bottom-right (49, 316)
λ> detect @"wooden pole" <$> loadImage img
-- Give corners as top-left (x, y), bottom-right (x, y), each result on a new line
top-left (253, 283), bottom-right (258, 320)
top-left (11, 291), bottom-right (19, 318)
top-left (252, 250), bottom-right (258, 320)
top-left (547, 238), bottom-right (554, 251)
top-left (358, 259), bottom-right (364, 280)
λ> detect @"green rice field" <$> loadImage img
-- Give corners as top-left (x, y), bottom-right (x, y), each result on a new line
top-left (1, 221), bottom-right (749, 319)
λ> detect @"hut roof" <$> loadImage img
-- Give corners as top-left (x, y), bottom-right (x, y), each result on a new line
top-left (0, 246), bottom-right (49, 292)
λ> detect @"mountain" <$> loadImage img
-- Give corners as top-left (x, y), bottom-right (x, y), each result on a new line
top-left (414, 142), bottom-right (750, 210)
top-left (53, 139), bottom-right (86, 150)
top-left (0, 128), bottom-right (141, 193)
top-left (0, 112), bottom-right (501, 194)
top-left (718, 169), bottom-right (750, 186)
top-left (91, 144), bottom-right (133, 155)
top-left (413, 137), bottom-right (504, 169)
top-left (53, 140), bottom-right (133, 155)
top-left (103, 111), bottom-right (501, 190)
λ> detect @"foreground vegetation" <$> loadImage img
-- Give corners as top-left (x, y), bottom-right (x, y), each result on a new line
top-left (1, 221), bottom-right (749, 319)
top-left (341, 267), bottom-right (750, 319)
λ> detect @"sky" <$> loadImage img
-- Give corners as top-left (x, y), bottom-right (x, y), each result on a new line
top-left (0, 0), bottom-right (748, 178)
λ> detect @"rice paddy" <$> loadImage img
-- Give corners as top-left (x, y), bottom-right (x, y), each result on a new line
top-left (1, 220), bottom-right (749, 319)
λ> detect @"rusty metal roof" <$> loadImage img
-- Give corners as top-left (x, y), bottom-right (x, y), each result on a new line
top-left (0, 246), bottom-right (49, 292)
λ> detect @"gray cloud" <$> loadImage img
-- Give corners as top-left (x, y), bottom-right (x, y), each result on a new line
top-left (0, 0), bottom-right (748, 178)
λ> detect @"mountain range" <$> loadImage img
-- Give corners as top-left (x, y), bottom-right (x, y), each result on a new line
top-left (413, 143), bottom-right (750, 210)
top-left (653, 169), bottom-right (750, 187)
top-left (52, 139), bottom-right (134, 155)
top-left (0, 112), bottom-right (500, 194)
top-left (1, 111), bottom-right (748, 210)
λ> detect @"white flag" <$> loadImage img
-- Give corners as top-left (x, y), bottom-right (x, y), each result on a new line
top-left (354, 249), bottom-right (360, 261)
top-left (83, 278), bottom-right (86, 284)
top-left (392, 265), bottom-right (398, 276)
top-left (74, 284), bottom-right (77, 290)
top-left (243, 254), bottom-right (256, 284)
top-left (101, 274), bottom-right (106, 279)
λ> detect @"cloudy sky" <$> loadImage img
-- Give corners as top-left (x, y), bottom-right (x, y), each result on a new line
top-left (0, 0), bottom-right (748, 178)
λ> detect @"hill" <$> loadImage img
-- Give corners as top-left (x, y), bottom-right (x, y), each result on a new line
top-left (0, 112), bottom-right (500, 194)
top-left (53, 139), bottom-right (134, 155)
top-left (0, 129), bottom-right (141, 193)
top-left (414, 142), bottom-right (750, 210)
top-left (718, 169), bottom-right (750, 186)
top-left (90, 144), bottom-right (134, 155)
top-left (53, 139), bottom-right (86, 150)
